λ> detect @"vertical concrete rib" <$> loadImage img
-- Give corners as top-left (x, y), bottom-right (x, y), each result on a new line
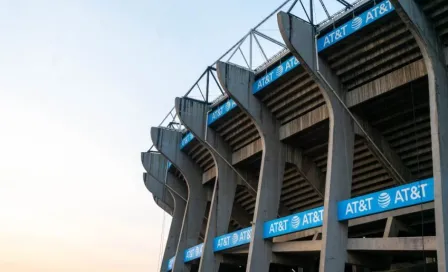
top-left (278, 13), bottom-right (355, 272)
top-left (216, 61), bottom-right (287, 272)
top-left (390, 1), bottom-right (448, 270)
top-left (141, 152), bottom-right (186, 272)
top-left (151, 127), bottom-right (208, 272)
top-left (175, 97), bottom-right (250, 271)
top-left (277, 14), bottom-right (412, 186)
top-left (175, 97), bottom-right (251, 226)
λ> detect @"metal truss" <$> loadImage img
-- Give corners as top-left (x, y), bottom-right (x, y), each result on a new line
top-left (151, 0), bottom-right (363, 147)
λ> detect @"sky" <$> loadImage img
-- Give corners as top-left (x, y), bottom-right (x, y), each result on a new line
top-left (0, 0), bottom-right (349, 271)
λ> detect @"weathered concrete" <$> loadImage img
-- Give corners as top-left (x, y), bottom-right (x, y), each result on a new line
top-left (143, 166), bottom-right (174, 214)
top-left (151, 127), bottom-right (208, 272)
top-left (285, 147), bottom-right (325, 198)
top-left (217, 61), bottom-right (287, 271)
top-left (353, 116), bottom-right (412, 185)
top-left (153, 195), bottom-right (174, 215)
top-left (224, 237), bottom-right (436, 254)
top-left (278, 12), bottom-right (355, 272)
top-left (278, 12), bottom-right (412, 186)
top-left (141, 152), bottom-right (186, 272)
top-left (347, 237), bottom-right (436, 252)
top-left (278, 12), bottom-right (417, 271)
top-left (176, 97), bottom-right (250, 272)
top-left (390, 1), bottom-right (448, 270)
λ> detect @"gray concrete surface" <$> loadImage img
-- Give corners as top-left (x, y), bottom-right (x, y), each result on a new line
top-left (151, 127), bottom-right (208, 272)
top-left (390, 1), bottom-right (448, 270)
top-left (175, 97), bottom-right (248, 271)
top-left (217, 61), bottom-right (288, 272)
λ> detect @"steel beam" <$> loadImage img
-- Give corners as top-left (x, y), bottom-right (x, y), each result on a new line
top-left (389, 1), bottom-right (448, 270)
top-left (151, 127), bottom-right (208, 272)
top-left (217, 61), bottom-right (288, 271)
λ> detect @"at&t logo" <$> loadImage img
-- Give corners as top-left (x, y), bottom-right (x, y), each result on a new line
top-left (377, 192), bottom-right (391, 208)
top-left (231, 233), bottom-right (239, 245)
top-left (351, 17), bottom-right (363, 30)
top-left (291, 215), bottom-right (301, 229)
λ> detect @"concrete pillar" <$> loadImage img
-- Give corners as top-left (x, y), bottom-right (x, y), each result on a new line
top-left (142, 152), bottom-right (186, 272)
top-left (216, 61), bottom-right (287, 272)
top-left (389, 1), bottom-right (448, 270)
top-left (151, 127), bottom-right (208, 272)
top-left (278, 13), bottom-right (355, 272)
top-left (276, 17), bottom-right (412, 186)
top-left (175, 97), bottom-right (251, 271)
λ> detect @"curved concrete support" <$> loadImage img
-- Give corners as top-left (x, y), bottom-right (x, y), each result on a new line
top-left (278, 13), bottom-right (355, 272)
top-left (142, 152), bottom-right (186, 272)
top-left (153, 195), bottom-right (174, 215)
top-left (276, 15), bottom-right (412, 186)
top-left (389, 1), bottom-right (448, 270)
top-left (176, 97), bottom-right (251, 272)
top-left (151, 127), bottom-right (208, 272)
top-left (217, 61), bottom-right (287, 272)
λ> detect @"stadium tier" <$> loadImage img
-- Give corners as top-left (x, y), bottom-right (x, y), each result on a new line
top-left (142, 0), bottom-right (448, 271)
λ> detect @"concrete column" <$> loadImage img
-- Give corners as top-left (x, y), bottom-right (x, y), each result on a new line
top-left (277, 16), bottom-right (412, 185)
top-left (142, 152), bottom-right (186, 272)
top-left (216, 61), bottom-right (287, 272)
top-left (175, 97), bottom-right (251, 271)
top-left (278, 13), bottom-right (355, 272)
top-left (389, 1), bottom-right (448, 270)
top-left (151, 127), bottom-right (208, 272)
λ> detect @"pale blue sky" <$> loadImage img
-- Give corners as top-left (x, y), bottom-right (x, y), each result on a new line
top-left (0, 0), bottom-right (350, 271)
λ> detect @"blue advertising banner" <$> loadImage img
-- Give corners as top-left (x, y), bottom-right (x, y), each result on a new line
top-left (317, 0), bottom-right (395, 52)
top-left (207, 99), bottom-right (237, 125)
top-left (213, 227), bottom-right (252, 252)
top-left (252, 55), bottom-right (300, 94)
top-left (167, 257), bottom-right (175, 271)
top-left (180, 132), bottom-right (194, 149)
top-left (263, 206), bottom-right (324, 239)
top-left (338, 178), bottom-right (434, 221)
top-left (184, 243), bottom-right (204, 262)
top-left (202, 1), bottom-right (395, 123)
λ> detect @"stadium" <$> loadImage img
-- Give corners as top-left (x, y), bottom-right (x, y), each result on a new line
top-left (141, 0), bottom-right (448, 271)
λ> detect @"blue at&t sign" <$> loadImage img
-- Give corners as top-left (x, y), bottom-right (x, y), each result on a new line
top-left (213, 227), bottom-right (252, 252)
top-left (183, 243), bottom-right (204, 262)
top-left (338, 178), bottom-right (434, 221)
top-left (263, 206), bottom-right (324, 239)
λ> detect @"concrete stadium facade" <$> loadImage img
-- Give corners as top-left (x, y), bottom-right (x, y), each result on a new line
top-left (141, 0), bottom-right (448, 271)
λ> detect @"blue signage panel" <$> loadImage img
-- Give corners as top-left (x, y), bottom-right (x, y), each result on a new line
top-left (263, 206), bottom-right (324, 239)
top-left (207, 99), bottom-right (237, 125)
top-left (167, 256), bottom-right (174, 271)
top-left (252, 56), bottom-right (300, 94)
top-left (180, 132), bottom-right (194, 149)
top-left (338, 178), bottom-right (434, 221)
top-left (317, 0), bottom-right (395, 52)
top-left (203, 1), bottom-right (395, 123)
top-left (184, 243), bottom-right (204, 262)
top-left (213, 227), bottom-right (252, 252)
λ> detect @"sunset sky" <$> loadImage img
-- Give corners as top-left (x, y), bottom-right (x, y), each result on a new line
top-left (0, 0), bottom-right (343, 271)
